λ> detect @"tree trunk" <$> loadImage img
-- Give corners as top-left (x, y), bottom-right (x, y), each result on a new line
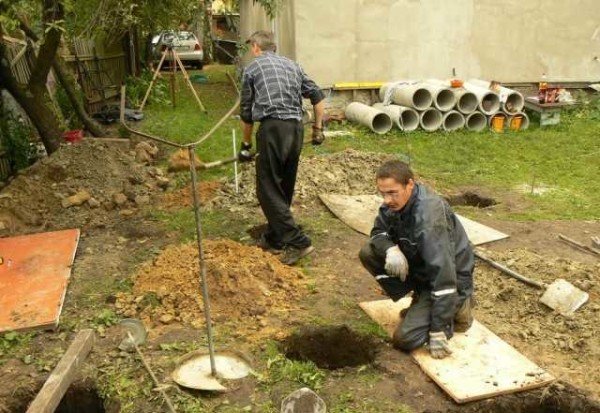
top-left (18, 16), bottom-right (106, 137)
top-left (0, 42), bottom-right (62, 154)
top-left (52, 58), bottom-right (106, 137)
top-left (202, 0), bottom-right (214, 64)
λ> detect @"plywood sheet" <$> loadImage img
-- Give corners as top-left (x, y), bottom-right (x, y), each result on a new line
top-left (0, 229), bottom-right (80, 333)
top-left (319, 193), bottom-right (509, 245)
top-left (359, 299), bottom-right (555, 403)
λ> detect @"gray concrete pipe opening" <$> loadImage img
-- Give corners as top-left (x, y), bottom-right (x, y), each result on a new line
top-left (455, 90), bottom-right (479, 114)
top-left (465, 111), bottom-right (487, 132)
top-left (503, 93), bottom-right (525, 114)
top-left (419, 108), bottom-right (443, 132)
top-left (463, 82), bottom-right (501, 115)
top-left (506, 112), bottom-right (530, 131)
top-left (425, 86), bottom-right (457, 112)
top-left (372, 103), bottom-right (419, 132)
top-left (345, 102), bottom-right (393, 135)
top-left (468, 79), bottom-right (524, 114)
top-left (379, 83), bottom-right (433, 111)
top-left (441, 110), bottom-right (465, 132)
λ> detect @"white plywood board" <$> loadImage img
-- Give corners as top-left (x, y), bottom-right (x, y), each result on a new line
top-left (319, 193), bottom-right (509, 245)
top-left (359, 299), bottom-right (555, 403)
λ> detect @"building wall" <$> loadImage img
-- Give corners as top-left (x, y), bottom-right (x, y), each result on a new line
top-left (291, 0), bottom-right (600, 86)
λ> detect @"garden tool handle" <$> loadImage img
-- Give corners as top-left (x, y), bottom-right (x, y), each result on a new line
top-left (474, 250), bottom-right (545, 289)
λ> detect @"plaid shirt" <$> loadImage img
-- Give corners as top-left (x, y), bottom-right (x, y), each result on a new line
top-left (240, 52), bottom-right (325, 123)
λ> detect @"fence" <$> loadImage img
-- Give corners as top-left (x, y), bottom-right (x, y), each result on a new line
top-left (62, 38), bottom-right (127, 114)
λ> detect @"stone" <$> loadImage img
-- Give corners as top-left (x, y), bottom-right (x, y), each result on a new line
top-left (113, 193), bottom-right (128, 206)
top-left (156, 176), bottom-right (170, 189)
top-left (134, 195), bottom-right (150, 206)
top-left (61, 190), bottom-right (91, 208)
top-left (159, 314), bottom-right (175, 324)
top-left (281, 388), bottom-right (326, 413)
top-left (87, 197), bottom-right (100, 208)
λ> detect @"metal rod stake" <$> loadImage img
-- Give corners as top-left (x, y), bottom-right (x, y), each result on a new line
top-left (188, 146), bottom-right (217, 376)
top-left (232, 129), bottom-right (239, 194)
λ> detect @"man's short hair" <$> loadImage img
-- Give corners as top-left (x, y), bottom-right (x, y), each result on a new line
top-left (376, 160), bottom-right (414, 185)
top-left (246, 30), bottom-right (277, 52)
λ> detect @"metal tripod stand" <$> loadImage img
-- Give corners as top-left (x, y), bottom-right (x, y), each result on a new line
top-left (139, 45), bottom-right (207, 113)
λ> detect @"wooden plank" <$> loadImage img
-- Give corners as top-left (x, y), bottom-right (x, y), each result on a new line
top-left (318, 193), bottom-right (509, 245)
top-left (0, 229), bottom-right (80, 333)
top-left (359, 299), bottom-right (555, 403)
top-left (26, 329), bottom-right (95, 413)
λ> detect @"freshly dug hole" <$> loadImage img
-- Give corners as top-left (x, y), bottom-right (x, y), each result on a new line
top-left (281, 325), bottom-right (379, 369)
top-left (446, 191), bottom-right (497, 208)
top-left (442, 382), bottom-right (600, 413)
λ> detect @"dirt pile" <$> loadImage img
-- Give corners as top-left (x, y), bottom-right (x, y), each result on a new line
top-left (0, 140), bottom-right (169, 235)
top-left (208, 149), bottom-right (396, 211)
top-left (115, 239), bottom-right (306, 328)
top-left (475, 247), bottom-right (600, 393)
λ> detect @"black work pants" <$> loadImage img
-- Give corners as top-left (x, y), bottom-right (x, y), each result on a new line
top-left (256, 118), bottom-right (311, 249)
top-left (359, 239), bottom-right (456, 351)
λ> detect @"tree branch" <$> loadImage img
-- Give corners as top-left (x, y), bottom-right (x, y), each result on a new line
top-left (28, 0), bottom-right (64, 87)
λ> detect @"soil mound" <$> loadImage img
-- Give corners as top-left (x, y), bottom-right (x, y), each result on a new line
top-left (475, 248), bottom-right (600, 394)
top-left (115, 239), bottom-right (306, 327)
top-left (0, 140), bottom-right (168, 235)
top-left (208, 149), bottom-right (396, 210)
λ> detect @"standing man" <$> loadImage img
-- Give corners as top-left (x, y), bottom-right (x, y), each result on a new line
top-left (359, 160), bottom-right (475, 359)
top-left (239, 30), bottom-right (325, 265)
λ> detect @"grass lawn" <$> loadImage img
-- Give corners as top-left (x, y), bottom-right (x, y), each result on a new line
top-left (135, 65), bottom-right (600, 222)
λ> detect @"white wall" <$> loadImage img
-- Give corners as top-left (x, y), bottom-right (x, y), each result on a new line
top-left (292, 0), bottom-right (600, 86)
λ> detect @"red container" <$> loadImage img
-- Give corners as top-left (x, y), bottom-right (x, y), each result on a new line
top-left (63, 129), bottom-right (83, 143)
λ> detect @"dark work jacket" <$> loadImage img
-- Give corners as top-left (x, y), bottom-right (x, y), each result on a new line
top-left (370, 183), bottom-right (474, 332)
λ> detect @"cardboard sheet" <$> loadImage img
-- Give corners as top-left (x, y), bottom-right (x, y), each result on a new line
top-left (359, 299), bottom-right (555, 403)
top-left (319, 193), bottom-right (509, 245)
top-left (0, 229), bottom-right (80, 332)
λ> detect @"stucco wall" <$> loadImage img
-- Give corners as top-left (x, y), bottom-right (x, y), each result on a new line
top-left (291, 0), bottom-right (600, 86)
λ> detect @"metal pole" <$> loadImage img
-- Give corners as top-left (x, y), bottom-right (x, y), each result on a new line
top-left (232, 129), bottom-right (239, 194)
top-left (187, 146), bottom-right (217, 376)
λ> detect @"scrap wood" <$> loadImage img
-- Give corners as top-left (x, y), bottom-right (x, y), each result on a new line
top-left (26, 329), bottom-right (95, 413)
top-left (558, 234), bottom-right (600, 258)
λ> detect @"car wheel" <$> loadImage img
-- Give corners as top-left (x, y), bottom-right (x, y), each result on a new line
top-left (194, 61), bottom-right (204, 70)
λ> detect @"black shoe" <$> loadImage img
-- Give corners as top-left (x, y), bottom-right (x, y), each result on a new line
top-left (256, 235), bottom-right (283, 255)
top-left (279, 245), bottom-right (315, 265)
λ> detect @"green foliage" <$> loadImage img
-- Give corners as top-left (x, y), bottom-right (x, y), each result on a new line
top-left (92, 308), bottom-right (119, 327)
top-left (55, 83), bottom-right (84, 130)
top-left (0, 331), bottom-right (34, 357)
top-left (0, 112), bottom-right (34, 171)
top-left (253, 0), bottom-right (283, 19)
top-left (261, 342), bottom-right (326, 390)
top-left (125, 70), bottom-right (171, 108)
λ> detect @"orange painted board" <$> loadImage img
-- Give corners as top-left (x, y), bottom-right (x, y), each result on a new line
top-left (0, 229), bottom-right (80, 333)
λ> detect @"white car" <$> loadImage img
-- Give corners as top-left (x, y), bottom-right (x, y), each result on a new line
top-left (151, 31), bottom-right (204, 69)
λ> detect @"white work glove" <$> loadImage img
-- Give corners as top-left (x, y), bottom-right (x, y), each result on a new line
top-left (428, 331), bottom-right (452, 359)
top-left (385, 246), bottom-right (409, 281)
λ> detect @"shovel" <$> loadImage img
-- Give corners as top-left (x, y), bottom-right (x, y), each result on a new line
top-left (474, 250), bottom-right (589, 316)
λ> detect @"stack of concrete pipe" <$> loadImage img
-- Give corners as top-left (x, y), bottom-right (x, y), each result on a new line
top-left (343, 79), bottom-right (528, 134)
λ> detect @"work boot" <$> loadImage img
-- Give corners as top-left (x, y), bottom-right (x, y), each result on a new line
top-left (279, 245), bottom-right (315, 266)
top-left (454, 296), bottom-right (474, 333)
top-left (256, 234), bottom-right (283, 255)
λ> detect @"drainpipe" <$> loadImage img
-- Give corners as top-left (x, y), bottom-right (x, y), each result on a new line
top-left (345, 102), bottom-right (393, 135)
top-left (463, 82), bottom-right (501, 115)
top-left (379, 83), bottom-right (433, 110)
top-left (454, 90), bottom-right (479, 114)
top-left (468, 79), bottom-right (524, 114)
top-left (441, 110), bottom-right (465, 131)
top-left (372, 103), bottom-right (419, 132)
top-left (465, 112), bottom-right (487, 132)
top-left (419, 108), bottom-right (443, 132)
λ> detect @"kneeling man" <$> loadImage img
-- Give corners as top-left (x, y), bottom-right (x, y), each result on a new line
top-left (359, 160), bottom-right (474, 359)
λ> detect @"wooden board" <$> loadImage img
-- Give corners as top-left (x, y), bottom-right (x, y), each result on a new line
top-left (0, 229), bottom-right (80, 333)
top-left (26, 329), bottom-right (94, 413)
top-left (319, 193), bottom-right (509, 245)
top-left (359, 299), bottom-right (555, 403)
